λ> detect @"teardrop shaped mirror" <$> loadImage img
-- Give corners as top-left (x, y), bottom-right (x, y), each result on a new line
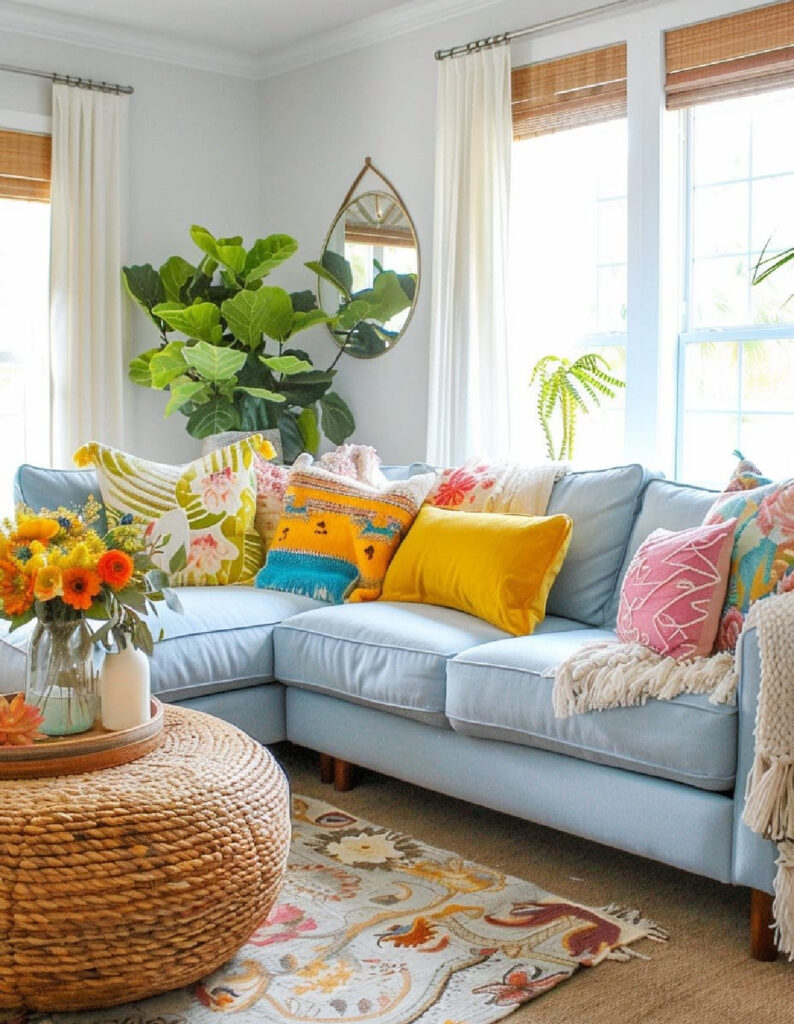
top-left (316, 160), bottom-right (419, 359)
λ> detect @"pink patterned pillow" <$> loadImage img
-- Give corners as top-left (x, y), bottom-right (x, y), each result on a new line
top-left (616, 520), bottom-right (738, 660)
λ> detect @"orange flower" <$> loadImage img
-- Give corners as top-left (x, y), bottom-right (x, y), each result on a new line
top-left (97, 549), bottom-right (134, 590)
top-left (15, 517), bottom-right (60, 544)
top-left (0, 559), bottom-right (35, 616)
top-left (0, 693), bottom-right (44, 746)
top-left (61, 567), bottom-right (101, 611)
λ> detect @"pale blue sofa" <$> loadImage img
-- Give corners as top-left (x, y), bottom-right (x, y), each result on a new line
top-left (2, 461), bottom-right (778, 958)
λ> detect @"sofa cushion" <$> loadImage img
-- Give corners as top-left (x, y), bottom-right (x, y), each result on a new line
top-left (545, 464), bottom-right (651, 627)
top-left (274, 602), bottom-right (583, 727)
top-left (0, 587), bottom-right (323, 702)
top-left (605, 478), bottom-right (718, 626)
top-left (446, 630), bottom-right (737, 791)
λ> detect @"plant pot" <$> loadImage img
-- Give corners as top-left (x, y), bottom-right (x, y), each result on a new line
top-left (25, 619), bottom-right (98, 736)
top-left (100, 645), bottom-right (151, 731)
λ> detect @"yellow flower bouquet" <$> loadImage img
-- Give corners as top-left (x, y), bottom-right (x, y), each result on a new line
top-left (0, 498), bottom-right (182, 739)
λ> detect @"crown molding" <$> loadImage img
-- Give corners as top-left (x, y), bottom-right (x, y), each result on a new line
top-left (0, 0), bottom-right (509, 81)
top-left (0, 0), bottom-right (262, 79)
top-left (255, 0), bottom-right (511, 79)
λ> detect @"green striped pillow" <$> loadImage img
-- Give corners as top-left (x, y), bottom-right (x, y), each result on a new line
top-left (74, 436), bottom-right (267, 586)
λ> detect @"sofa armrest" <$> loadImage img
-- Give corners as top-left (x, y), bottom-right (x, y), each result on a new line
top-left (732, 624), bottom-right (777, 892)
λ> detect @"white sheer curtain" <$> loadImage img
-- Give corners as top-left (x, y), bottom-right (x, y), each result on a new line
top-left (426, 46), bottom-right (512, 466)
top-left (50, 84), bottom-right (128, 467)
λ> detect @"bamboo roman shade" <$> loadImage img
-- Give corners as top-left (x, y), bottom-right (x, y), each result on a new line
top-left (511, 43), bottom-right (627, 140)
top-left (666, 1), bottom-right (794, 110)
top-left (0, 129), bottom-right (51, 202)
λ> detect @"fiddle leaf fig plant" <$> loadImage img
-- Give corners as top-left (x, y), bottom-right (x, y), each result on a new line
top-left (123, 225), bottom-right (355, 463)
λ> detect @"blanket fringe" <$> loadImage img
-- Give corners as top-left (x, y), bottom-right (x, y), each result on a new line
top-left (599, 903), bottom-right (669, 944)
top-left (743, 755), bottom-right (794, 840)
top-left (774, 841), bottom-right (794, 960)
top-left (551, 642), bottom-right (737, 718)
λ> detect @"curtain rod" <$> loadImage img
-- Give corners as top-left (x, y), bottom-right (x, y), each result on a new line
top-left (434, 0), bottom-right (646, 60)
top-left (0, 62), bottom-right (133, 94)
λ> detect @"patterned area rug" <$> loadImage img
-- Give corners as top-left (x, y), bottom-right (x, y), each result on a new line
top-left (17, 795), bottom-right (665, 1024)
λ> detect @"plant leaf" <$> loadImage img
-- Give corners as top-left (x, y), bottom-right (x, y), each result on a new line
top-left (319, 391), bottom-right (355, 444)
top-left (153, 301), bottom-right (223, 344)
top-left (186, 398), bottom-right (240, 439)
top-left (296, 405), bottom-right (320, 454)
top-left (165, 378), bottom-right (209, 416)
top-left (183, 340), bottom-right (247, 384)
top-left (260, 354), bottom-right (315, 376)
top-left (221, 288), bottom-right (272, 348)
top-left (236, 385), bottom-right (286, 403)
top-left (243, 234), bottom-right (299, 283)
top-left (291, 309), bottom-right (336, 336)
top-left (122, 264), bottom-right (166, 324)
top-left (159, 256), bottom-right (196, 303)
top-left (150, 341), bottom-right (188, 389)
top-left (190, 224), bottom-right (246, 274)
top-left (277, 410), bottom-right (305, 464)
top-left (129, 349), bottom-right (156, 386)
top-left (306, 256), bottom-right (352, 301)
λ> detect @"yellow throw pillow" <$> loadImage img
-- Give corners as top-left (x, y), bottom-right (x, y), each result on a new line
top-left (74, 435), bottom-right (274, 586)
top-left (381, 505), bottom-right (573, 635)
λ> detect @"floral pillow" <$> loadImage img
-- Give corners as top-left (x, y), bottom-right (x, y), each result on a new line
top-left (704, 463), bottom-right (794, 650)
top-left (74, 435), bottom-right (274, 586)
top-left (426, 457), bottom-right (563, 516)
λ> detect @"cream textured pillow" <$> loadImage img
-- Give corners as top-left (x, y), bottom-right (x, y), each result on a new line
top-left (74, 435), bottom-right (273, 586)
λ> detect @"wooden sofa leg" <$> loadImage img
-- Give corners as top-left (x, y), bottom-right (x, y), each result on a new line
top-left (319, 753), bottom-right (335, 784)
top-left (334, 758), bottom-right (356, 792)
top-left (750, 888), bottom-right (777, 961)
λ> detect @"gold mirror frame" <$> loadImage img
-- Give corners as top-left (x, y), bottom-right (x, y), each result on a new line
top-left (319, 157), bottom-right (420, 359)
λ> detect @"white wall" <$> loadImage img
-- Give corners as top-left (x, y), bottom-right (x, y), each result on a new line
top-left (0, 31), bottom-right (264, 465)
top-left (0, 0), bottom-right (773, 468)
top-left (258, 0), bottom-right (770, 465)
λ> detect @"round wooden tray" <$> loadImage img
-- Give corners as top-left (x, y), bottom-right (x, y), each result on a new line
top-left (0, 696), bottom-right (164, 779)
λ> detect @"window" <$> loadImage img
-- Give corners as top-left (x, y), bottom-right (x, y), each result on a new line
top-left (667, 3), bottom-right (794, 486)
top-left (508, 45), bottom-right (627, 466)
top-left (0, 129), bottom-right (51, 513)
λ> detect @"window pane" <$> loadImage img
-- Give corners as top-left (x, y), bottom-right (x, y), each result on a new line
top-left (680, 413), bottom-right (739, 488)
top-left (691, 255), bottom-right (750, 327)
top-left (752, 93), bottom-right (794, 178)
top-left (683, 341), bottom-right (739, 410)
top-left (692, 103), bottom-right (750, 185)
top-left (739, 414), bottom-right (794, 480)
top-left (0, 197), bottom-right (50, 514)
top-left (692, 183), bottom-right (748, 258)
top-left (509, 118), bottom-right (627, 463)
top-left (742, 338), bottom-right (794, 411)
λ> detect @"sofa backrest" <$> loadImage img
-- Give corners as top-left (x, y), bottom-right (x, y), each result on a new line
top-left (545, 464), bottom-right (653, 627)
top-left (601, 476), bottom-right (718, 626)
top-left (14, 464), bottom-right (104, 525)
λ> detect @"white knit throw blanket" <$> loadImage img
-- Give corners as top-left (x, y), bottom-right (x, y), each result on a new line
top-left (550, 640), bottom-right (737, 717)
top-left (741, 591), bottom-right (794, 958)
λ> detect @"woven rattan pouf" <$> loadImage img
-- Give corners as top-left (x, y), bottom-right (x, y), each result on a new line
top-left (0, 705), bottom-right (291, 1012)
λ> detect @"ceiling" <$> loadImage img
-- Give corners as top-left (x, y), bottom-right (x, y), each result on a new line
top-left (0, 0), bottom-right (504, 78)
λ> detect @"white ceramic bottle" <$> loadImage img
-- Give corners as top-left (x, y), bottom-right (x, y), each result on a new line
top-left (100, 645), bottom-right (151, 731)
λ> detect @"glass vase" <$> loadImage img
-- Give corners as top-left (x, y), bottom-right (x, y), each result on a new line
top-left (25, 619), bottom-right (99, 736)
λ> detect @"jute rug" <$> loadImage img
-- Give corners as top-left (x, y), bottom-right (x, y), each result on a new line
top-left (16, 794), bottom-right (665, 1024)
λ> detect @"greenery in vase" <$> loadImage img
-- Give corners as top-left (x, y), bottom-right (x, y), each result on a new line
top-left (123, 226), bottom-right (356, 463)
top-left (529, 353), bottom-right (625, 461)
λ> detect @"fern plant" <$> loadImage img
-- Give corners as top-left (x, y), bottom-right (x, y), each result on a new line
top-left (529, 353), bottom-right (625, 461)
